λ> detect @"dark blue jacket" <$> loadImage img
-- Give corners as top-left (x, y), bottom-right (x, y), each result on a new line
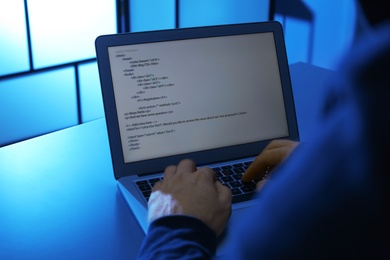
top-left (138, 22), bottom-right (390, 259)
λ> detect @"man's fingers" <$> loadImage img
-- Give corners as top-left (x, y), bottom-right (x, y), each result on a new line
top-left (152, 180), bottom-right (163, 191)
top-left (266, 139), bottom-right (296, 149)
top-left (242, 149), bottom-right (283, 182)
top-left (163, 159), bottom-right (198, 186)
top-left (176, 159), bottom-right (197, 175)
top-left (242, 140), bottom-right (299, 182)
top-left (164, 165), bottom-right (177, 181)
top-left (195, 167), bottom-right (216, 182)
top-left (214, 181), bottom-right (232, 204)
top-left (194, 166), bottom-right (231, 203)
top-left (256, 179), bottom-right (267, 191)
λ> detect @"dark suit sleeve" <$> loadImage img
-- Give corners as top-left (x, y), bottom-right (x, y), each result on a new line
top-left (137, 215), bottom-right (217, 259)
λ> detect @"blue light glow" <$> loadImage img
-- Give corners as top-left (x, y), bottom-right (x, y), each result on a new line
top-left (27, 0), bottom-right (116, 69)
top-left (275, 0), bottom-right (357, 69)
top-left (180, 0), bottom-right (270, 28)
top-left (130, 0), bottom-right (176, 32)
top-left (0, 0), bottom-right (30, 76)
top-left (0, 68), bottom-right (78, 146)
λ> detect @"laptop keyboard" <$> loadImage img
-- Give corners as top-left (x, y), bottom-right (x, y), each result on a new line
top-left (135, 160), bottom-right (257, 204)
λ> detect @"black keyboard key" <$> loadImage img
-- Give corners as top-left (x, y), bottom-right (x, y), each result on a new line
top-left (142, 190), bottom-right (151, 198)
top-left (221, 165), bottom-right (232, 170)
top-left (231, 188), bottom-right (242, 196)
top-left (215, 171), bottom-right (223, 178)
top-left (233, 163), bottom-right (244, 167)
top-left (220, 176), bottom-right (233, 183)
top-left (136, 180), bottom-right (148, 185)
top-left (222, 169), bottom-right (235, 176)
top-left (138, 184), bottom-right (152, 191)
top-left (149, 178), bottom-right (162, 184)
top-left (232, 174), bottom-right (242, 181)
top-left (233, 167), bottom-right (245, 174)
top-left (241, 185), bottom-right (256, 193)
top-left (229, 181), bottom-right (243, 188)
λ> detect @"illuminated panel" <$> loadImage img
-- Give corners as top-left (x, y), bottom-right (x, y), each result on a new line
top-left (276, 15), bottom-right (311, 64)
top-left (0, 68), bottom-right (78, 146)
top-left (0, 0), bottom-right (30, 76)
top-left (78, 62), bottom-right (105, 123)
top-left (180, 0), bottom-right (270, 28)
top-left (27, 0), bottom-right (116, 69)
top-left (273, 0), bottom-right (357, 69)
top-left (130, 0), bottom-right (175, 32)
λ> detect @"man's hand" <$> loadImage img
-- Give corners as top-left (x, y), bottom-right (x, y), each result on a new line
top-left (148, 159), bottom-right (232, 236)
top-left (242, 140), bottom-right (299, 190)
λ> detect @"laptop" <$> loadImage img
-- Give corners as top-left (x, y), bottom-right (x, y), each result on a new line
top-left (95, 21), bottom-right (299, 248)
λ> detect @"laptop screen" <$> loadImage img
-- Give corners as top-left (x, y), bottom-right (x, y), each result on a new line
top-left (107, 32), bottom-right (289, 163)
